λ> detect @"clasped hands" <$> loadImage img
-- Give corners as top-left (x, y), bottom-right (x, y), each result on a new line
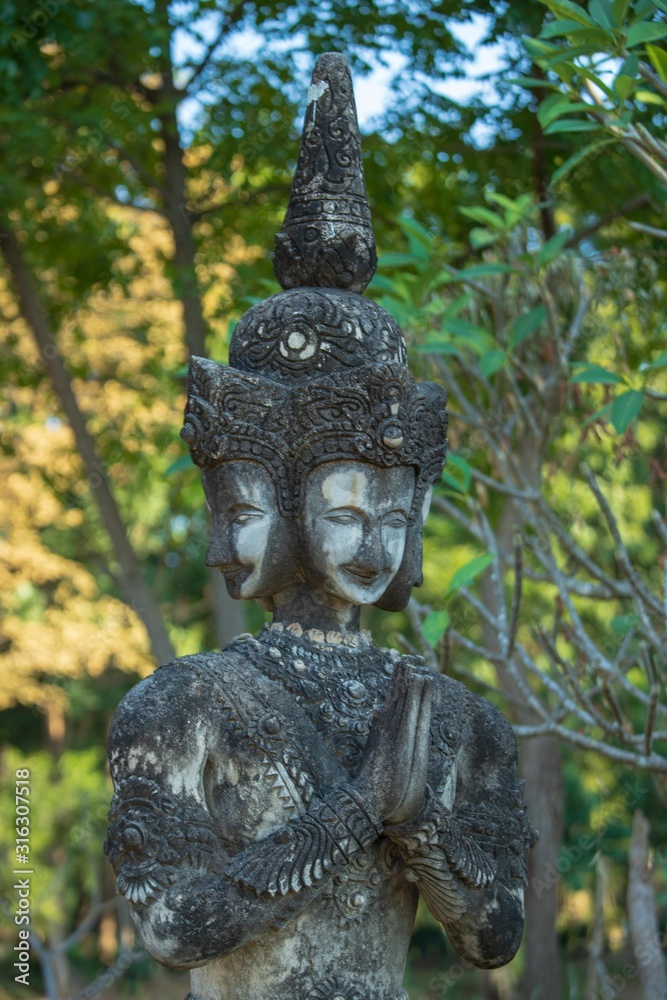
top-left (354, 658), bottom-right (434, 828)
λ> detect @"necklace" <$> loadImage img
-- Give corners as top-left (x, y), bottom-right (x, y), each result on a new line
top-left (231, 624), bottom-right (401, 769)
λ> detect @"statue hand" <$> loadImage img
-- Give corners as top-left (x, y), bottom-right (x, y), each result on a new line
top-left (353, 658), bottom-right (434, 826)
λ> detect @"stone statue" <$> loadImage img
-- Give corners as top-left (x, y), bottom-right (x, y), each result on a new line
top-left (104, 53), bottom-right (537, 1000)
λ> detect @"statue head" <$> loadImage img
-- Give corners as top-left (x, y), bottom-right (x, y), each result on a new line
top-left (202, 460), bottom-right (296, 600)
top-left (300, 459), bottom-right (415, 607)
top-left (180, 53), bottom-right (448, 616)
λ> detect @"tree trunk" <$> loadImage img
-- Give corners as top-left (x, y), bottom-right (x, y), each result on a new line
top-left (627, 809), bottom-right (667, 1000)
top-left (0, 225), bottom-right (175, 666)
top-left (585, 856), bottom-right (610, 998)
top-left (520, 736), bottom-right (563, 1000)
top-left (479, 438), bottom-right (563, 1000)
top-left (153, 10), bottom-right (246, 643)
top-left (209, 567), bottom-right (246, 648)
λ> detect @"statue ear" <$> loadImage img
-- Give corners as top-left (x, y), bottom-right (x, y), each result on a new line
top-left (374, 518), bottom-right (424, 612)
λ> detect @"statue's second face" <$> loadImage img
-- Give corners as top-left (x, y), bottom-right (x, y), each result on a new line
top-left (301, 460), bottom-right (415, 607)
top-left (202, 461), bottom-right (294, 600)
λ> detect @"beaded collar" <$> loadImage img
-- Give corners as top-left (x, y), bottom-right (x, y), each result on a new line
top-left (267, 620), bottom-right (373, 650)
top-left (229, 624), bottom-right (400, 768)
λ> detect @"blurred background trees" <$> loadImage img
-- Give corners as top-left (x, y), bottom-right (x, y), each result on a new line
top-left (0, 1), bottom-right (666, 997)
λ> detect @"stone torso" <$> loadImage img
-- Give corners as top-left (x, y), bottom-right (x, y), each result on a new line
top-left (107, 630), bottom-right (483, 1000)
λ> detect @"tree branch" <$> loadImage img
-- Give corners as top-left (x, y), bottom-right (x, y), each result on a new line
top-left (185, 0), bottom-right (251, 93)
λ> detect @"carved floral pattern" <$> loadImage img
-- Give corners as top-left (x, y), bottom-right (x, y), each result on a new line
top-left (226, 785), bottom-right (381, 898)
top-left (104, 775), bottom-right (220, 907)
top-left (230, 290), bottom-right (406, 381)
top-left (304, 980), bottom-right (408, 1000)
top-left (321, 849), bottom-right (384, 929)
top-left (244, 624), bottom-right (401, 769)
top-left (182, 356), bottom-right (447, 521)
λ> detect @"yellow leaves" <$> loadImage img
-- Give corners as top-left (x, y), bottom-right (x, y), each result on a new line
top-left (139, 71), bottom-right (163, 92)
top-left (0, 451), bottom-right (153, 711)
top-left (184, 143), bottom-right (214, 168)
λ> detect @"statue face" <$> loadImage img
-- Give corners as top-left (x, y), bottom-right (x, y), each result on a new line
top-left (301, 460), bottom-right (415, 607)
top-left (202, 461), bottom-right (294, 600)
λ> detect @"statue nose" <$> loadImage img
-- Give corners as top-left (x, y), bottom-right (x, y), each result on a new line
top-left (357, 523), bottom-right (392, 572)
top-left (205, 523), bottom-right (234, 568)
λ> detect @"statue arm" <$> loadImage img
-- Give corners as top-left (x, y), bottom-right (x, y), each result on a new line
top-left (104, 673), bottom-right (381, 969)
top-left (385, 697), bottom-right (537, 969)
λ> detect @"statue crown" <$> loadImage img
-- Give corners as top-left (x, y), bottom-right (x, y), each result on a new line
top-left (181, 52), bottom-right (448, 518)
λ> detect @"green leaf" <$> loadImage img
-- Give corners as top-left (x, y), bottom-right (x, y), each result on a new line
top-left (415, 341), bottom-right (460, 356)
top-left (635, 88), bottom-right (667, 104)
top-left (544, 118), bottom-right (600, 133)
top-left (551, 140), bottom-right (614, 184)
top-left (480, 349), bottom-right (506, 377)
top-left (646, 42), bottom-right (667, 80)
top-left (508, 305), bottom-right (548, 349)
top-left (165, 454), bottom-right (193, 475)
top-left (377, 252), bottom-right (423, 269)
top-left (570, 363), bottom-right (627, 384)
top-left (644, 349), bottom-right (667, 370)
top-left (441, 471), bottom-right (466, 492)
top-left (538, 231), bottom-right (570, 267)
top-left (612, 0), bottom-right (631, 26)
top-left (522, 36), bottom-right (562, 61)
top-left (619, 52), bottom-right (640, 77)
top-left (539, 98), bottom-right (592, 128)
top-left (443, 293), bottom-right (473, 318)
top-left (627, 21), bottom-right (667, 46)
top-left (574, 65), bottom-right (616, 98)
top-left (542, 0), bottom-right (596, 27)
top-left (442, 318), bottom-right (494, 345)
top-left (589, 0), bottom-right (614, 28)
top-left (446, 453), bottom-right (472, 492)
top-left (486, 191), bottom-right (523, 213)
top-left (583, 401), bottom-right (614, 424)
top-left (611, 389), bottom-right (644, 431)
top-left (397, 216), bottom-right (433, 249)
top-left (422, 610), bottom-right (451, 647)
top-left (367, 274), bottom-right (402, 294)
top-left (459, 206), bottom-right (506, 229)
top-left (610, 612), bottom-right (640, 634)
top-left (540, 18), bottom-right (594, 37)
top-left (469, 227), bottom-right (500, 249)
top-left (448, 553), bottom-right (495, 593)
top-left (454, 263), bottom-right (515, 279)
top-left (506, 76), bottom-right (563, 88)
top-left (614, 73), bottom-right (638, 101)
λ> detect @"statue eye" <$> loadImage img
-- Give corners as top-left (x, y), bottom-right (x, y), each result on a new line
top-left (325, 512), bottom-right (360, 526)
top-left (232, 510), bottom-right (264, 525)
top-left (384, 513), bottom-right (408, 528)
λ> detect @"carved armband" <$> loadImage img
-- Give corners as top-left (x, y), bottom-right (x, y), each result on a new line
top-left (386, 783), bottom-right (538, 926)
top-left (385, 787), bottom-right (496, 924)
top-left (226, 784), bottom-right (383, 898)
top-left (104, 775), bottom-right (222, 907)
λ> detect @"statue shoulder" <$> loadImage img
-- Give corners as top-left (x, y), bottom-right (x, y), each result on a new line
top-left (431, 672), bottom-right (517, 770)
top-left (108, 650), bottom-right (252, 758)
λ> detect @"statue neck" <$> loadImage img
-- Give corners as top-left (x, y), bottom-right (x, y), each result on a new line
top-left (266, 583), bottom-right (361, 634)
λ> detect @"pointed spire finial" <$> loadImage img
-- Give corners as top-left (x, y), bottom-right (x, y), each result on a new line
top-left (273, 53), bottom-right (377, 293)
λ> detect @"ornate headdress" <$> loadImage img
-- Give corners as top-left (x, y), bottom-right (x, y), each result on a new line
top-left (181, 53), bottom-right (448, 521)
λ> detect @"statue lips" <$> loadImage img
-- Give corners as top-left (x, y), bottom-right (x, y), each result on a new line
top-left (341, 564), bottom-right (385, 586)
top-left (218, 562), bottom-right (252, 584)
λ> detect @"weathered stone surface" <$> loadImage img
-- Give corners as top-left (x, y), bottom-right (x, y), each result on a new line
top-left (273, 53), bottom-right (377, 293)
top-left (105, 51), bottom-right (537, 1000)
